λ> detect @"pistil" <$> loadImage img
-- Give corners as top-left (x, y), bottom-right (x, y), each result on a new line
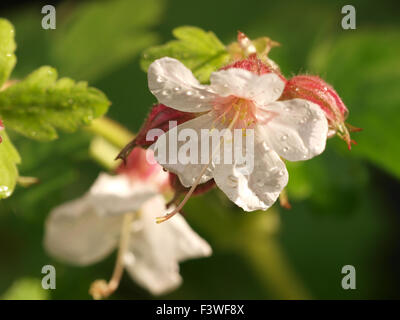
top-left (89, 212), bottom-right (135, 299)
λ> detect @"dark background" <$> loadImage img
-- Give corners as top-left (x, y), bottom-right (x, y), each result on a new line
top-left (0, 0), bottom-right (399, 299)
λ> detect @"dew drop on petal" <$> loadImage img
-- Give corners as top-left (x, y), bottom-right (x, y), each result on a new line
top-left (256, 180), bottom-right (264, 187)
top-left (173, 87), bottom-right (180, 92)
top-left (186, 90), bottom-right (193, 96)
top-left (156, 76), bottom-right (163, 83)
top-left (262, 142), bottom-right (270, 151)
top-left (227, 175), bottom-right (238, 188)
top-left (281, 134), bottom-right (288, 141)
top-left (283, 147), bottom-right (289, 153)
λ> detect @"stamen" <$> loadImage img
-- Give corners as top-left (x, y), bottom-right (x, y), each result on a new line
top-left (156, 111), bottom-right (241, 224)
top-left (89, 212), bottom-right (135, 299)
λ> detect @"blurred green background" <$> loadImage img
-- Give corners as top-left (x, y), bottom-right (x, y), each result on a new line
top-left (0, 0), bottom-right (399, 299)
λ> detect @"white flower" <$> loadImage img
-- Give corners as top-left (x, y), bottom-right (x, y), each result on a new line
top-left (148, 57), bottom-right (328, 215)
top-left (44, 151), bottom-right (211, 297)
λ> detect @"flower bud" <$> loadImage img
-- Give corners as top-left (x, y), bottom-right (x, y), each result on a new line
top-left (221, 54), bottom-right (287, 82)
top-left (116, 104), bottom-right (196, 162)
top-left (280, 75), bottom-right (361, 149)
top-left (228, 31), bottom-right (281, 71)
top-left (116, 146), bottom-right (170, 192)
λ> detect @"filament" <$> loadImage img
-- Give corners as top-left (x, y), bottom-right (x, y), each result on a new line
top-left (156, 111), bottom-right (240, 224)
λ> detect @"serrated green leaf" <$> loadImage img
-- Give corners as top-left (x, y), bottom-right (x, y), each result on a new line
top-left (0, 129), bottom-right (21, 199)
top-left (0, 18), bottom-right (17, 87)
top-left (0, 66), bottom-right (110, 140)
top-left (308, 30), bottom-right (400, 178)
top-left (52, 0), bottom-right (164, 81)
top-left (141, 26), bottom-right (230, 83)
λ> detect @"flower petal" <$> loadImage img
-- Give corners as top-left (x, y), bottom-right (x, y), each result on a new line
top-left (44, 196), bottom-right (123, 266)
top-left (89, 173), bottom-right (158, 216)
top-left (124, 196), bottom-right (211, 295)
top-left (210, 68), bottom-right (285, 105)
top-left (151, 113), bottom-right (218, 187)
top-left (148, 57), bottom-right (216, 112)
top-left (262, 99), bottom-right (328, 161)
top-left (213, 130), bottom-right (288, 211)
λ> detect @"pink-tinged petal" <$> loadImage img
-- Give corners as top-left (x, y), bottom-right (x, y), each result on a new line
top-left (210, 68), bottom-right (285, 106)
top-left (116, 147), bottom-right (170, 191)
top-left (148, 57), bottom-right (216, 112)
top-left (213, 131), bottom-right (288, 211)
top-left (125, 195), bottom-right (211, 295)
top-left (44, 195), bottom-right (123, 266)
top-left (262, 99), bottom-right (328, 161)
top-left (151, 113), bottom-right (218, 187)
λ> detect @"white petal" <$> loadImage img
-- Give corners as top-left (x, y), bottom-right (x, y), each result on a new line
top-left (213, 129), bottom-right (288, 211)
top-left (210, 68), bottom-right (285, 105)
top-left (148, 57), bottom-right (216, 112)
top-left (124, 196), bottom-right (211, 295)
top-left (263, 99), bottom-right (328, 161)
top-left (44, 196), bottom-right (123, 266)
top-left (151, 113), bottom-right (218, 187)
top-left (89, 173), bottom-right (158, 216)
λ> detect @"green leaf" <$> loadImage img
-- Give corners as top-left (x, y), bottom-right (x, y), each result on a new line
top-left (0, 66), bottom-right (110, 140)
top-left (141, 26), bottom-right (230, 83)
top-left (308, 30), bottom-right (400, 178)
top-left (0, 18), bottom-right (17, 87)
top-left (51, 0), bottom-right (164, 82)
top-left (0, 129), bottom-right (20, 199)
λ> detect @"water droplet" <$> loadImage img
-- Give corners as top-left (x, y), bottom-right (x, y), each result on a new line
top-left (285, 106), bottom-right (292, 112)
top-left (227, 175), bottom-right (238, 188)
top-left (281, 134), bottom-right (288, 141)
top-left (278, 170), bottom-right (285, 176)
top-left (262, 142), bottom-right (270, 151)
top-left (162, 90), bottom-right (169, 96)
top-left (199, 95), bottom-right (205, 100)
top-left (283, 147), bottom-right (289, 153)
top-left (186, 90), bottom-right (193, 96)
top-left (124, 252), bottom-right (136, 265)
top-left (173, 87), bottom-right (180, 92)
top-left (323, 86), bottom-right (328, 92)
top-left (156, 76), bottom-right (163, 83)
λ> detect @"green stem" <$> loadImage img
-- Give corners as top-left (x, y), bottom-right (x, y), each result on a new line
top-left (86, 117), bottom-right (134, 148)
top-left (239, 210), bottom-right (311, 299)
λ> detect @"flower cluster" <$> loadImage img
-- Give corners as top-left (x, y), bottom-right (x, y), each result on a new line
top-left (45, 147), bottom-right (211, 298)
top-left (45, 30), bottom-right (359, 299)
